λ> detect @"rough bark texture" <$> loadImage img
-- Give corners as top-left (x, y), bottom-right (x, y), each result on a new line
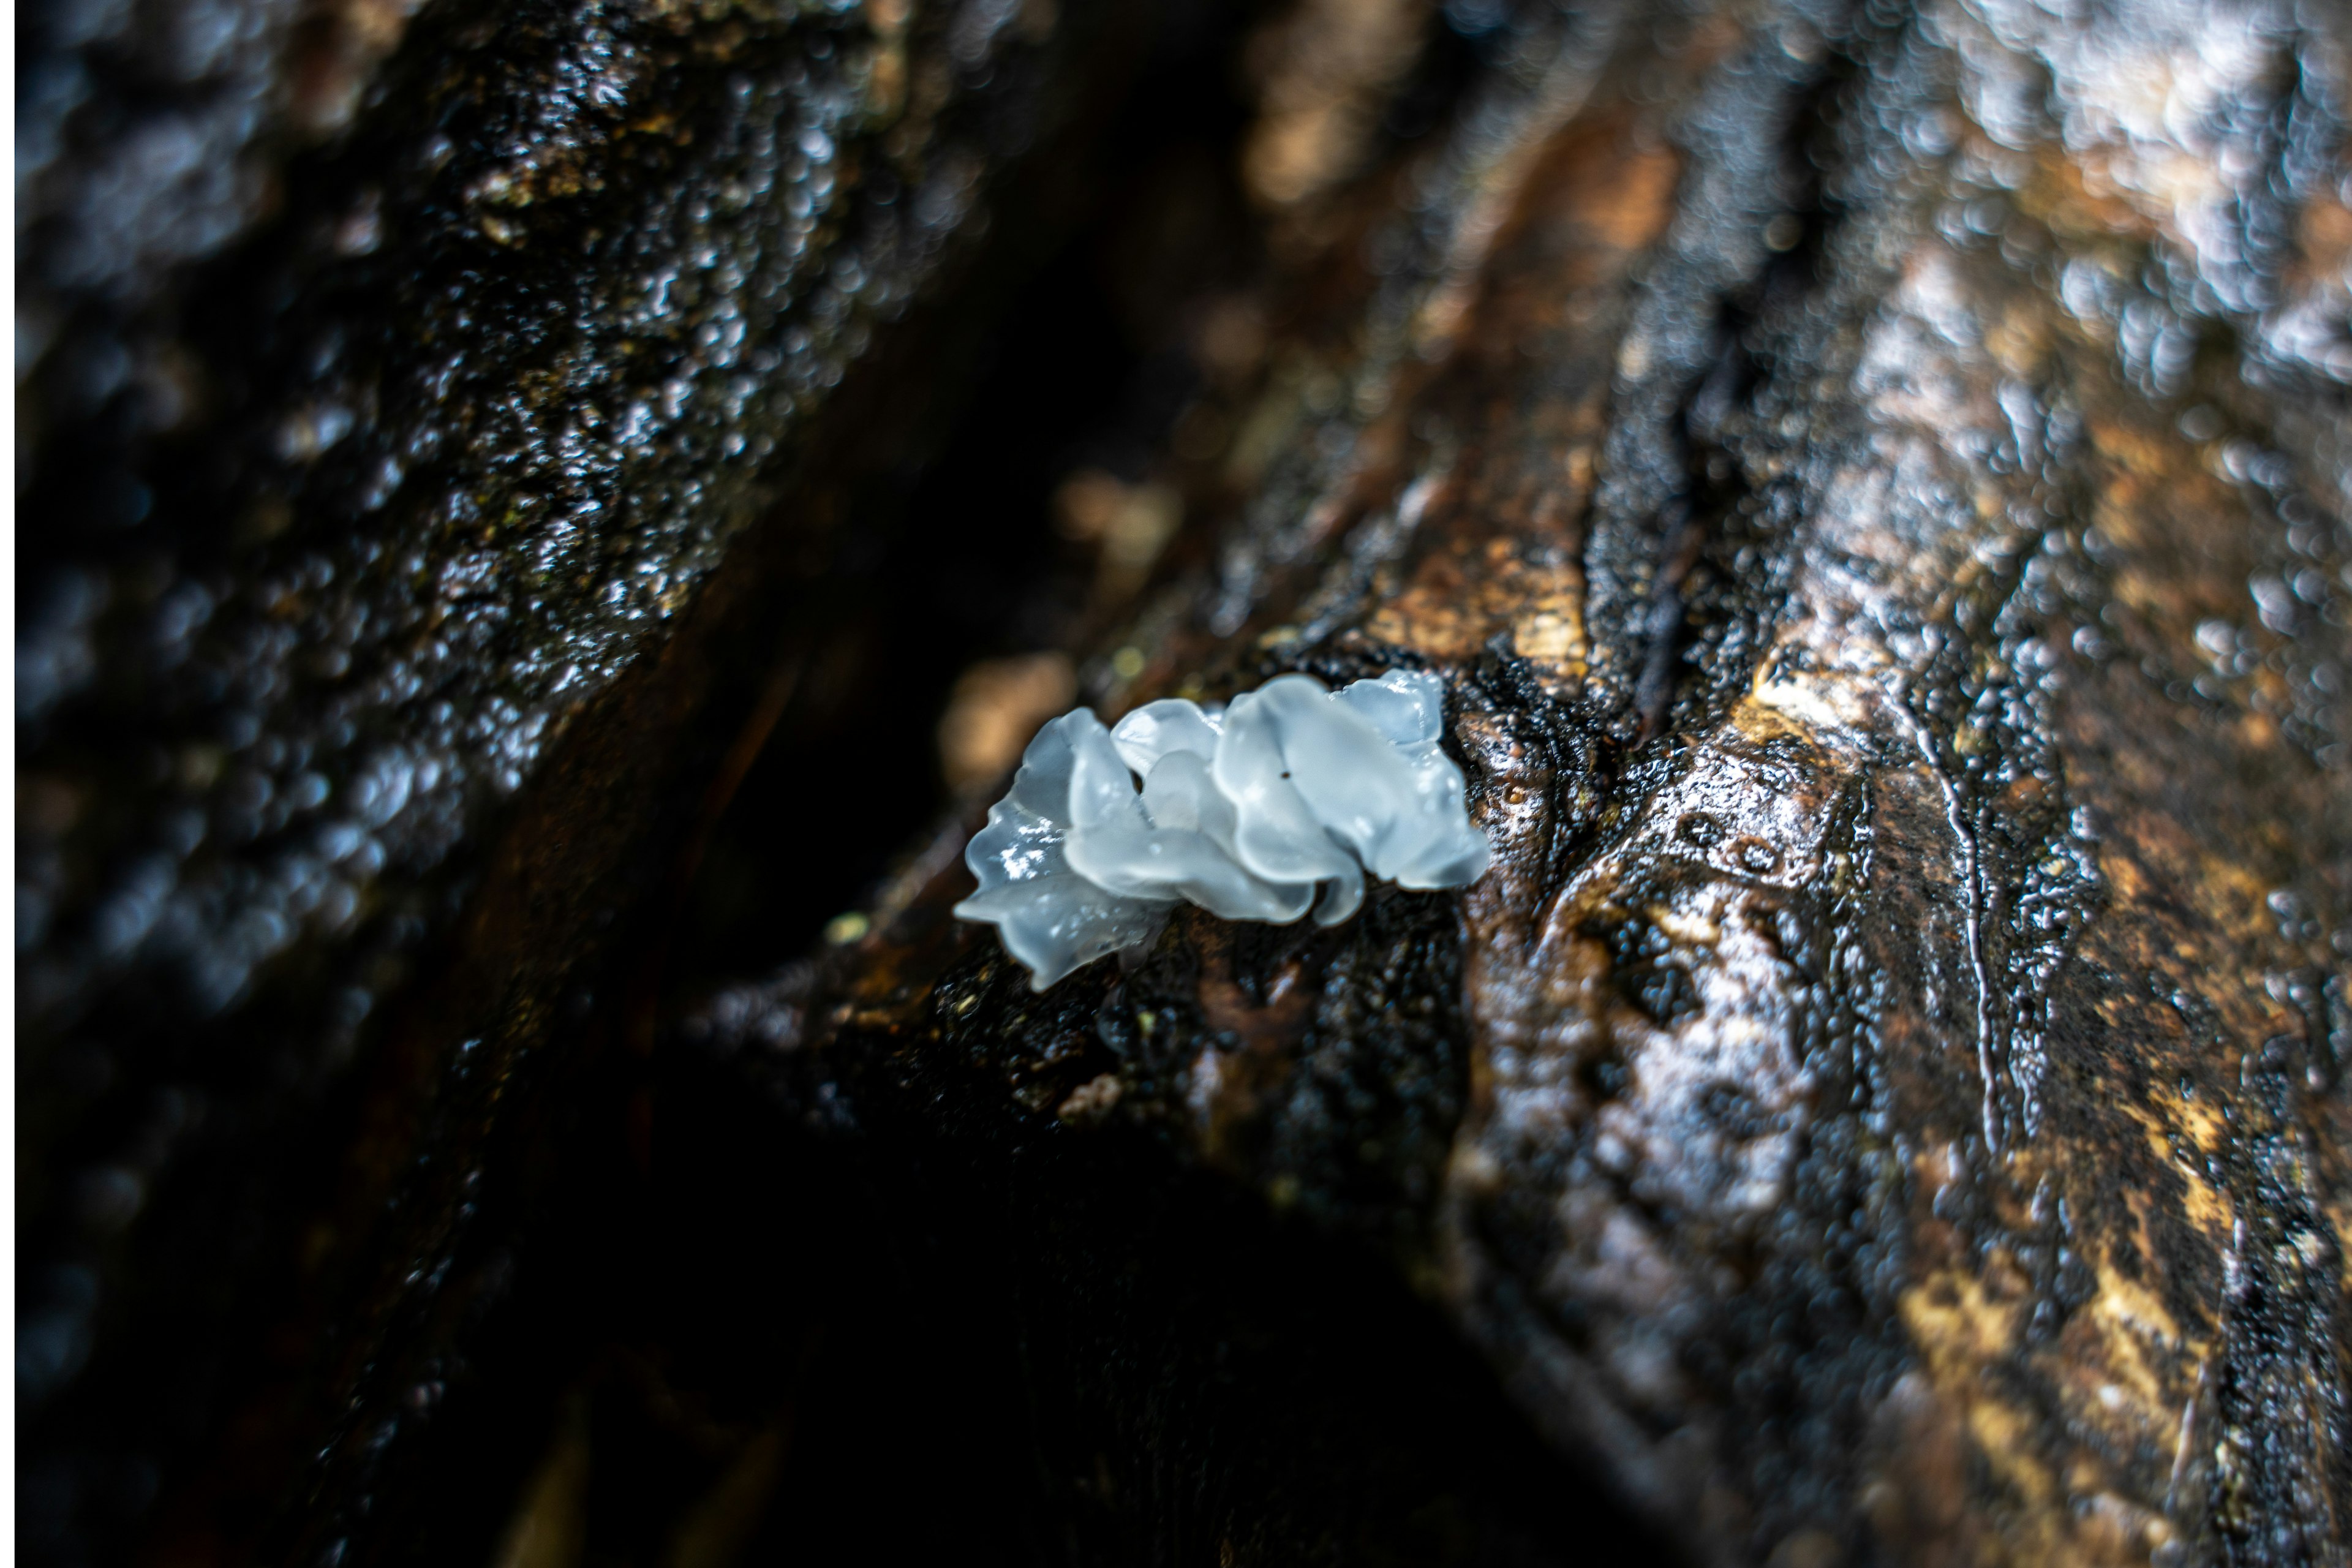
top-left (720, 0), bottom-right (2352, 1563)
top-left (18, 0), bottom-right (2352, 1563)
top-left (18, 0), bottom-right (1204, 1559)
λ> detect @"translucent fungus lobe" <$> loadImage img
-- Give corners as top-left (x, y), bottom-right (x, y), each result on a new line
top-left (956, 669), bottom-right (1490, 989)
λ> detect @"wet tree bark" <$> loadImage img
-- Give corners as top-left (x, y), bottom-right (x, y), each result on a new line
top-left (723, 2), bottom-right (2352, 1564)
top-left (19, 0), bottom-right (1221, 1560)
top-left (18, 0), bottom-right (2352, 1564)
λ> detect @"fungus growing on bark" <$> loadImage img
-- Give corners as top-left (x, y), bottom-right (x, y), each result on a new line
top-left (956, 669), bottom-right (1490, 988)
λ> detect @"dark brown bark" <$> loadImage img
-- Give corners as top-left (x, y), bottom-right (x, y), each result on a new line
top-left (18, 0), bottom-right (2352, 1564)
top-left (18, 0), bottom-right (1227, 1561)
top-left (741, 2), bottom-right (2352, 1563)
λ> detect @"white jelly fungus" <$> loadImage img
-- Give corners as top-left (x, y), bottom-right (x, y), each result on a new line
top-left (954, 669), bottom-right (1490, 989)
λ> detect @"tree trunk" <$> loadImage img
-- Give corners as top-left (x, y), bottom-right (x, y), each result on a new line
top-left (745, 2), bottom-right (2352, 1562)
top-left (18, 0), bottom-right (2352, 1564)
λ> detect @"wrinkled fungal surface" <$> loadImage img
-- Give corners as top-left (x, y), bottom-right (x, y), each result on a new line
top-left (703, 0), bottom-right (2352, 1562)
top-left (958, 669), bottom-right (1488, 987)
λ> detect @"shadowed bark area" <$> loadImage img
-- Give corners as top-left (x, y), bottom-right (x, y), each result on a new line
top-left (18, 0), bottom-right (2352, 1563)
top-left (19, 0), bottom-right (1253, 1561)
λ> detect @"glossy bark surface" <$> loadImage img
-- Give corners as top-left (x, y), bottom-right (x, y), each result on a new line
top-left (20, 0), bottom-right (1189, 1559)
top-left (756, 1), bottom-right (2352, 1562)
top-left (19, 0), bottom-right (2352, 1562)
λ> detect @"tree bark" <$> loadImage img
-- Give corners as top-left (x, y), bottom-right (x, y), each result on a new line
top-left (18, 1), bottom-right (1199, 1561)
top-left (18, 0), bottom-right (2352, 1563)
top-left (723, 1), bottom-right (2352, 1564)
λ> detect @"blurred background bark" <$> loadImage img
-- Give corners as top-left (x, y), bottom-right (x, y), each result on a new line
top-left (16, 0), bottom-right (2352, 1564)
